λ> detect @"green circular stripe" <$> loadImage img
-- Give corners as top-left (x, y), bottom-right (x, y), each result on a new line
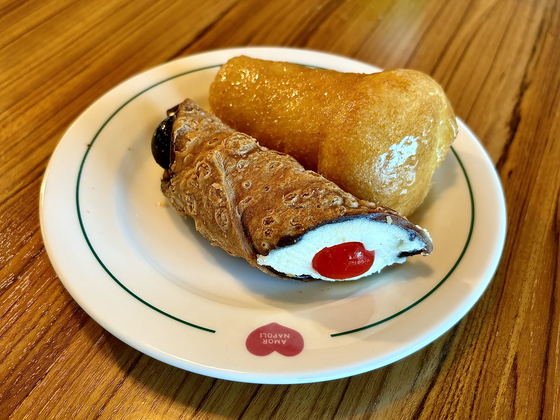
top-left (75, 62), bottom-right (474, 339)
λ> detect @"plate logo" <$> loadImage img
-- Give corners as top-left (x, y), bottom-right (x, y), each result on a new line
top-left (246, 322), bottom-right (304, 356)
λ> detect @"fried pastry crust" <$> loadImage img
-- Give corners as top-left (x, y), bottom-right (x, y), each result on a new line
top-left (209, 56), bottom-right (457, 216)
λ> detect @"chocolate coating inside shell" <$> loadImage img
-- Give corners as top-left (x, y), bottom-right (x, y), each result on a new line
top-left (151, 105), bottom-right (180, 169)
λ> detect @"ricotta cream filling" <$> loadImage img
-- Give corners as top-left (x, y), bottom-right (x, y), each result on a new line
top-left (256, 218), bottom-right (427, 281)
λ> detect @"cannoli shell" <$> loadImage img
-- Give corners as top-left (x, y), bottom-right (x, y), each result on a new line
top-left (162, 99), bottom-right (432, 281)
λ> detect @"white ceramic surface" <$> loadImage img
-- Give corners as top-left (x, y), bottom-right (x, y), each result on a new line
top-left (40, 47), bottom-right (506, 384)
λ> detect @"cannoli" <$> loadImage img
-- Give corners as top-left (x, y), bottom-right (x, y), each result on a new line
top-left (209, 56), bottom-right (457, 216)
top-left (153, 99), bottom-right (433, 282)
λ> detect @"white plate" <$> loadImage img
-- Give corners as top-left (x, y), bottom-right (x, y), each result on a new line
top-left (40, 47), bottom-right (506, 384)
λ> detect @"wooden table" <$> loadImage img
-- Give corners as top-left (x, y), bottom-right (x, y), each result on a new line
top-left (1, 0), bottom-right (558, 418)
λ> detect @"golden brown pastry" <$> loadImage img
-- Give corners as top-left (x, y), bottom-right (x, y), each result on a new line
top-left (209, 56), bottom-right (457, 216)
top-left (154, 99), bottom-right (433, 282)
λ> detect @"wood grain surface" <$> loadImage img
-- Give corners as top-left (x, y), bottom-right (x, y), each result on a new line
top-left (1, 0), bottom-right (559, 419)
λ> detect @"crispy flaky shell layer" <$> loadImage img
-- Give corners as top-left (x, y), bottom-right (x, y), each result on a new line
top-left (161, 99), bottom-right (433, 281)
